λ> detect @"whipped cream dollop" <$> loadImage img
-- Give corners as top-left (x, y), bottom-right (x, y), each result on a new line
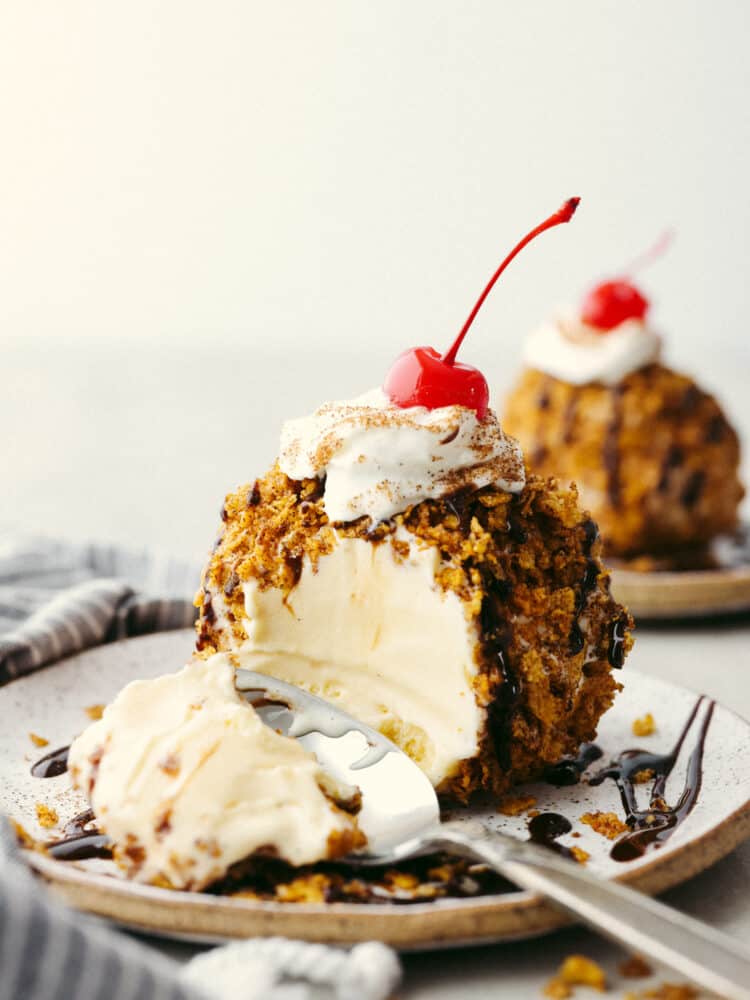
top-left (278, 387), bottom-right (525, 523)
top-left (523, 312), bottom-right (661, 386)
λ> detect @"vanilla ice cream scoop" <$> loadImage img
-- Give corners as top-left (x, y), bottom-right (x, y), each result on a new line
top-left (68, 654), bottom-right (362, 889)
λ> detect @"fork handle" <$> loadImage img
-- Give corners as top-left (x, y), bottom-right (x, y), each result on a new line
top-left (435, 823), bottom-right (750, 1000)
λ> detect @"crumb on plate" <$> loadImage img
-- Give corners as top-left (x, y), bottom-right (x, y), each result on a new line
top-left (624, 985), bottom-right (698, 1000)
top-left (580, 811), bottom-right (628, 840)
top-left (632, 713), bottom-right (656, 737)
top-left (35, 803), bottom-right (59, 829)
top-left (29, 732), bottom-right (49, 748)
top-left (498, 794), bottom-right (537, 816)
top-left (543, 954), bottom-right (607, 997)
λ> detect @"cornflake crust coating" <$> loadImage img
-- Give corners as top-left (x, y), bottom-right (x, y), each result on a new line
top-left (196, 466), bottom-right (633, 802)
top-left (503, 363), bottom-right (743, 560)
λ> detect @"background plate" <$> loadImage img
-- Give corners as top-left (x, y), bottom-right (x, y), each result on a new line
top-left (2, 630), bottom-right (749, 949)
top-left (611, 564), bottom-right (750, 621)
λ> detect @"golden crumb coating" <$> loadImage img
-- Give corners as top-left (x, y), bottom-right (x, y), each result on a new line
top-left (196, 467), bottom-right (632, 801)
top-left (503, 364), bottom-right (743, 559)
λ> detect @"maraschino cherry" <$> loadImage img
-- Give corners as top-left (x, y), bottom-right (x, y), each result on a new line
top-left (383, 197), bottom-right (580, 420)
top-left (580, 230), bottom-right (672, 332)
top-left (580, 281), bottom-right (648, 331)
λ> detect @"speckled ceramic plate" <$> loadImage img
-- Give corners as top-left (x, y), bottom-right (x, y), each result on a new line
top-left (610, 529), bottom-right (750, 620)
top-left (2, 630), bottom-right (750, 949)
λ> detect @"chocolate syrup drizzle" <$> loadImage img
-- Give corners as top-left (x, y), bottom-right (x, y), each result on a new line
top-left (527, 813), bottom-right (577, 859)
top-left (568, 518), bottom-right (600, 656)
top-left (31, 745), bottom-right (70, 779)
top-left (602, 386), bottom-right (624, 509)
top-left (544, 742), bottom-right (603, 787)
top-left (560, 396), bottom-right (578, 445)
top-left (656, 444), bottom-right (684, 494)
top-left (47, 809), bottom-right (112, 862)
top-left (481, 579), bottom-right (519, 772)
top-left (607, 616), bottom-right (629, 669)
top-left (589, 696), bottom-right (715, 862)
top-left (537, 377), bottom-right (552, 412)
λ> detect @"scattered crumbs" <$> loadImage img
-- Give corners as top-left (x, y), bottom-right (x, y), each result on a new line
top-left (543, 978), bottom-right (571, 999)
top-left (632, 713), bottom-right (656, 737)
top-left (543, 955), bottom-right (607, 997)
top-left (498, 793), bottom-right (537, 816)
top-left (35, 803), bottom-right (59, 829)
top-left (528, 809), bottom-right (541, 819)
top-left (571, 831), bottom-right (581, 838)
top-left (619, 955), bottom-right (653, 979)
top-left (11, 819), bottom-right (35, 849)
top-left (633, 768), bottom-right (655, 784)
top-left (159, 752), bottom-right (180, 777)
top-left (84, 704), bottom-right (105, 721)
top-left (624, 986), bottom-right (698, 1000)
top-left (580, 811), bottom-right (628, 840)
top-left (29, 733), bottom-right (49, 748)
top-left (570, 846), bottom-right (589, 865)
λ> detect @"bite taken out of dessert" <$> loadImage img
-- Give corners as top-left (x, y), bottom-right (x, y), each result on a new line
top-left (59, 198), bottom-right (633, 895)
top-left (503, 237), bottom-right (745, 567)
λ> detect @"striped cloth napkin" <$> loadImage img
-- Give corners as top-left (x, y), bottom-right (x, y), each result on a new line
top-left (0, 534), bottom-right (401, 1000)
top-left (0, 533), bottom-right (199, 683)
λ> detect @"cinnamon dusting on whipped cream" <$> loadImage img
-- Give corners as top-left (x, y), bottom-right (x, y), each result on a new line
top-left (278, 387), bottom-right (525, 523)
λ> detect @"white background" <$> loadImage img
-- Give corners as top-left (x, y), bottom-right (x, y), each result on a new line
top-left (2, 1), bottom-right (749, 556)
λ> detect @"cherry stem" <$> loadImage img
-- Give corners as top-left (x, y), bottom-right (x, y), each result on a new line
top-left (441, 197), bottom-right (580, 366)
top-left (621, 228), bottom-right (675, 279)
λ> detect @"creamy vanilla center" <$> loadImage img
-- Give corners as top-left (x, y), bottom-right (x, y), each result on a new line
top-left (230, 532), bottom-right (485, 787)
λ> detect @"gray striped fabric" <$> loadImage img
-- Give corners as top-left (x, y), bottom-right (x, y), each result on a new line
top-left (0, 534), bottom-right (402, 1000)
top-left (0, 821), bottom-right (193, 1000)
top-left (0, 534), bottom-right (202, 1000)
top-left (0, 534), bottom-right (199, 684)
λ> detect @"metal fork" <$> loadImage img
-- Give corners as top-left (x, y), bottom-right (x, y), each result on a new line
top-left (236, 668), bottom-right (750, 999)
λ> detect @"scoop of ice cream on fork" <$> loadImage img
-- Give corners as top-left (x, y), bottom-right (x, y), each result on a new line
top-left (237, 669), bottom-right (750, 1000)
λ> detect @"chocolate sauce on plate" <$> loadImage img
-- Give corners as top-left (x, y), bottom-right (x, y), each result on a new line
top-left (31, 745), bottom-right (70, 779)
top-left (544, 742), bottom-right (603, 787)
top-left (47, 809), bottom-right (112, 862)
top-left (589, 695), bottom-right (715, 862)
top-left (48, 831), bottom-right (112, 862)
top-left (527, 812), bottom-right (576, 859)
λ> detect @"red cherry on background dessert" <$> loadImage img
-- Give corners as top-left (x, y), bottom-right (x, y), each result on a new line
top-left (384, 197), bottom-right (580, 420)
top-left (579, 229), bottom-right (672, 332)
top-left (580, 280), bottom-right (649, 332)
